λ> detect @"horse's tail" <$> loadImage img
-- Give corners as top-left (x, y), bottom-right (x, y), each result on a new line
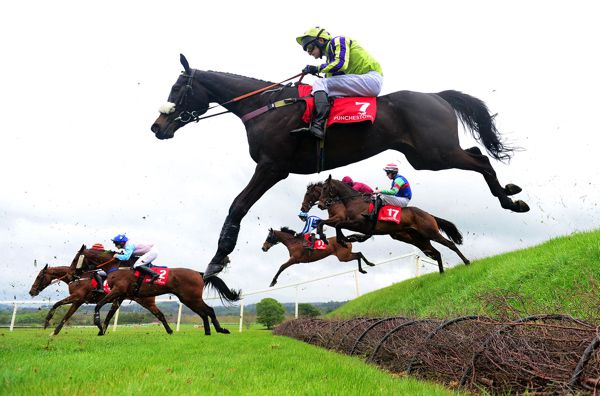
top-left (200, 273), bottom-right (241, 303)
top-left (437, 90), bottom-right (514, 162)
top-left (433, 216), bottom-right (463, 245)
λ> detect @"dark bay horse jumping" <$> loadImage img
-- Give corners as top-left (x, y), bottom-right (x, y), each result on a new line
top-left (316, 176), bottom-right (470, 273)
top-left (262, 227), bottom-right (375, 287)
top-left (70, 246), bottom-right (240, 336)
top-left (151, 54), bottom-right (528, 278)
top-left (29, 264), bottom-right (172, 335)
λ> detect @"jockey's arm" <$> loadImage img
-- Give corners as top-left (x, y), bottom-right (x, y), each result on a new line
top-left (114, 243), bottom-right (135, 261)
top-left (319, 37), bottom-right (350, 75)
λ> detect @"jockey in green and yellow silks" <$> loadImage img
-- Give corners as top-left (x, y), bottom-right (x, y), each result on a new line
top-left (292, 26), bottom-right (383, 140)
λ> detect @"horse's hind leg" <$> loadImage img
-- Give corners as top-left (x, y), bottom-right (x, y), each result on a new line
top-left (201, 303), bottom-right (230, 334)
top-left (450, 148), bottom-right (529, 212)
top-left (178, 297), bottom-right (212, 335)
top-left (430, 232), bottom-right (470, 266)
top-left (136, 298), bottom-right (173, 335)
top-left (390, 233), bottom-right (444, 273)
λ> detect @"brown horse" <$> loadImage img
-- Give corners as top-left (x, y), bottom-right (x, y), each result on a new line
top-left (261, 227), bottom-right (375, 287)
top-left (151, 55), bottom-right (528, 279)
top-left (301, 182), bottom-right (450, 273)
top-left (69, 246), bottom-right (241, 336)
top-left (315, 176), bottom-right (470, 273)
top-left (29, 264), bottom-right (173, 335)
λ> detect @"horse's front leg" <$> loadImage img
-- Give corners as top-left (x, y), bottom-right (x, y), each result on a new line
top-left (52, 301), bottom-right (83, 336)
top-left (44, 295), bottom-right (78, 329)
top-left (205, 161), bottom-right (289, 278)
top-left (316, 215), bottom-right (344, 242)
top-left (94, 292), bottom-right (122, 336)
top-left (270, 258), bottom-right (298, 287)
top-left (102, 299), bottom-right (124, 334)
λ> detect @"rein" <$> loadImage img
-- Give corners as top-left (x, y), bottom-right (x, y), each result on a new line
top-left (95, 257), bottom-right (116, 268)
top-left (176, 72), bottom-right (305, 124)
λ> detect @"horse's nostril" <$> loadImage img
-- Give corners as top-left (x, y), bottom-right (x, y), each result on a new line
top-left (151, 123), bottom-right (160, 133)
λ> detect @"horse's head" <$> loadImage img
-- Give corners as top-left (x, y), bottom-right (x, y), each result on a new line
top-left (301, 182), bottom-right (323, 213)
top-left (261, 228), bottom-right (279, 252)
top-left (29, 264), bottom-right (50, 297)
top-left (318, 175), bottom-right (339, 210)
top-left (69, 244), bottom-right (114, 272)
top-left (151, 54), bottom-right (211, 140)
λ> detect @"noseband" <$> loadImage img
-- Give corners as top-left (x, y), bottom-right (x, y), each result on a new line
top-left (266, 231), bottom-right (279, 245)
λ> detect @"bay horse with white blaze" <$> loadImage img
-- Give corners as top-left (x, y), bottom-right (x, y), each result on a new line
top-left (30, 264), bottom-right (172, 335)
top-left (70, 245), bottom-right (240, 336)
top-left (262, 227), bottom-right (375, 287)
top-left (151, 54), bottom-right (528, 278)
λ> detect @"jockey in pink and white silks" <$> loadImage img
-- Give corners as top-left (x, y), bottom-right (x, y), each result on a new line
top-left (294, 26), bottom-right (383, 139)
top-left (111, 234), bottom-right (160, 282)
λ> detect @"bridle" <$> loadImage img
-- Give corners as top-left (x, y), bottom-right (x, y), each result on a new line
top-left (265, 229), bottom-right (280, 246)
top-left (170, 71), bottom-right (304, 125)
top-left (320, 183), bottom-right (365, 209)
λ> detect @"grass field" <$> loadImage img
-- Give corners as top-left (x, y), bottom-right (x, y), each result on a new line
top-left (330, 229), bottom-right (600, 319)
top-left (0, 325), bottom-right (459, 395)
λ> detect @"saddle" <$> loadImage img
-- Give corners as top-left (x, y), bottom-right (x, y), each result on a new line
top-left (366, 200), bottom-right (403, 224)
top-left (298, 85), bottom-right (377, 126)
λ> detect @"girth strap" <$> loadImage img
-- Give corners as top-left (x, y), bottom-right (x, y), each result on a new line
top-left (241, 98), bottom-right (299, 123)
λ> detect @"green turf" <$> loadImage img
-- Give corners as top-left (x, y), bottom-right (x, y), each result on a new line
top-left (330, 229), bottom-right (600, 319)
top-left (0, 326), bottom-right (459, 395)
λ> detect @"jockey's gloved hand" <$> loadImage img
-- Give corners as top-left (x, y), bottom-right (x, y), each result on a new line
top-left (302, 65), bottom-right (319, 75)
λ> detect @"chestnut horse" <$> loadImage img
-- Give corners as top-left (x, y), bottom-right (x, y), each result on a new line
top-left (301, 182), bottom-right (461, 273)
top-left (29, 264), bottom-right (172, 335)
top-left (150, 54), bottom-right (528, 279)
top-left (69, 245), bottom-right (240, 336)
top-left (315, 176), bottom-right (470, 273)
top-left (261, 227), bottom-right (375, 287)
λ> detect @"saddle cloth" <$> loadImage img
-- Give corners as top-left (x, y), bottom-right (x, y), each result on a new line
top-left (91, 278), bottom-right (111, 293)
top-left (298, 85), bottom-right (377, 126)
top-left (304, 233), bottom-right (327, 250)
top-left (368, 203), bottom-right (403, 224)
top-left (134, 266), bottom-right (170, 286)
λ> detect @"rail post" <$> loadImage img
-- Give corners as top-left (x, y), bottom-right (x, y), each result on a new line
top-left (295, 286), bottom-right (299, 319)
top-left (9, 302), bottom-right (18, 331)
top-left (239, 303), bottom-right (244, 332)
top-left (112, 307), bottom-right (120, 331)
top-left (176, 302), bottom-right (183, 331)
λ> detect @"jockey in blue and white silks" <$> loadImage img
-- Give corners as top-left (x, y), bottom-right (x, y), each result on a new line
top-left (111, 234), bottom-right (160, 282)
top-left (298, 213), bottom-right (322, 235)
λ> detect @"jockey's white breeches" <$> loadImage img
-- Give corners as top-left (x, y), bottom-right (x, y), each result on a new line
top-left (380, 195), bottom-right (410, 208)
top-left (311, 71), bottom-right (383, 97)
top-left (133, 247), bottom-right (159, 268)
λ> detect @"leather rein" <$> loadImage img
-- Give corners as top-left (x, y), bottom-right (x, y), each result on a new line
top-left (175, 72), bottom-right (305, 124)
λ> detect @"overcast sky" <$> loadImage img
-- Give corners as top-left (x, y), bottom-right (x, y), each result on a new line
top-left (1, 1), bottom-right (599, 307)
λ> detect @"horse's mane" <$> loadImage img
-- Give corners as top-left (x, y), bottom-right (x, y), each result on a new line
top-left (279, 227), bottom-right (297, 235)
top-left (206, 70), bottom-right (274, 86)
top-left (307, 182), bottom-right (323, 189)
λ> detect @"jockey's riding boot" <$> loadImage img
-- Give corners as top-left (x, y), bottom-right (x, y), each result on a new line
top-left (136, 265), bottom-right (160, 283)
top-left (309, 91), bottom-right (329, 139)
top-left (91, 273), bottom-right (105, 294)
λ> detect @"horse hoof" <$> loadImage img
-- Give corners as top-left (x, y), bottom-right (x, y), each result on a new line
top-left (505, 183), bottom-right (522, 196)
top-left (514, 200), bottom-right (530, 213)
top-left (367, 262), bottom-right (375, 267)
top-left (220, 329), bottom-right (231, 334)
top-left (269, 282), bottom-right (276, 287)
top-left (359, 270), bottom-right (367, 274)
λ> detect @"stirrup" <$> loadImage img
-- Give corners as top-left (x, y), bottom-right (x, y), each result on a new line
top-left (290, 126), bottom-right (310, 134)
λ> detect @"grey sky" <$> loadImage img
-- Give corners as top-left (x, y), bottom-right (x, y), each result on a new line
top-left (1, 1), bottom-right (599, 306)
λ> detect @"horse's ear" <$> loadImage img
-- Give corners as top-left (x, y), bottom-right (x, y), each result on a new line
top-left (180, 54), bottom-right (191, 74)
top-left (79, 244), bottom-right (85, 252)
top-left (327, 174), bottom-right (332, 182)
top-left (43, 264), bottom-right (48, 270)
